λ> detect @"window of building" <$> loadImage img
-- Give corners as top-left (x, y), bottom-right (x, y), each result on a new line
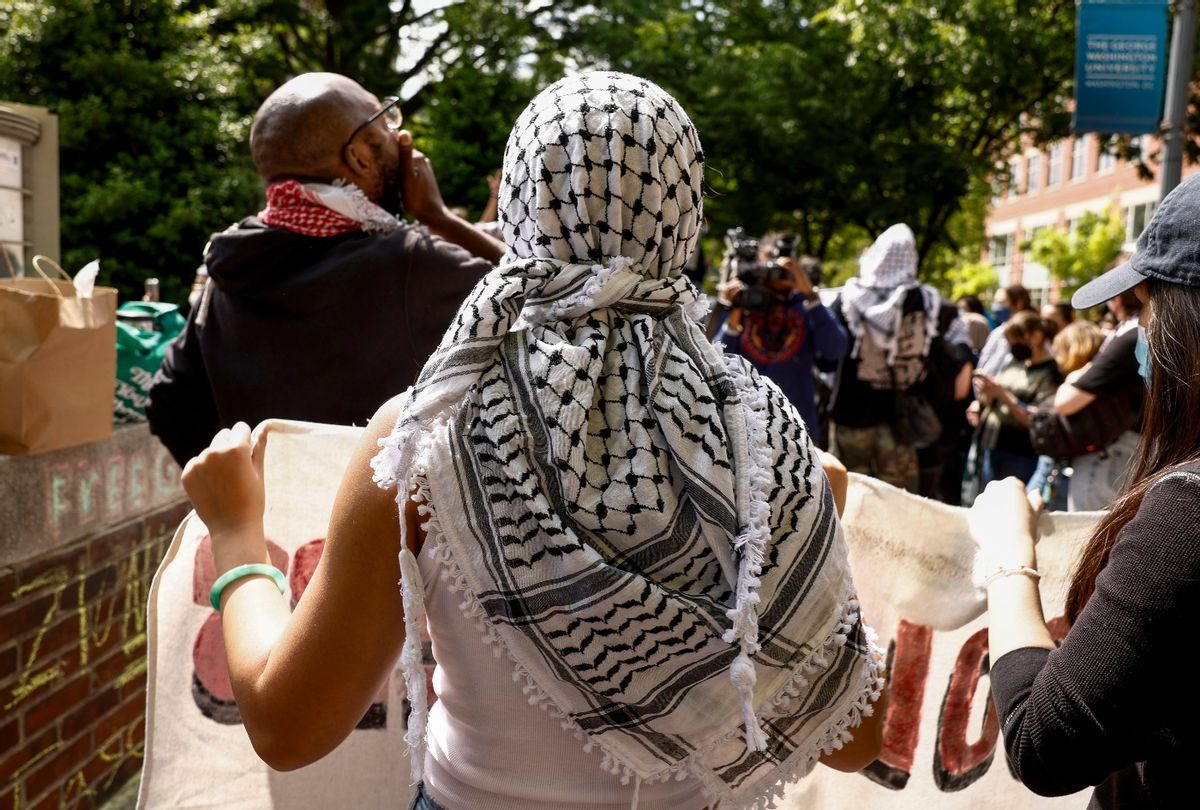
top-left (989, 234), bottom-right (1014, 268)
top-left (1127, 201), bottom-right (1157, 242)
top-left (1008, 157), bottom-right (1022, 199)
top-left (1071, 137), bottom-right (1087, 181)
top-left (1027, 153), bottom-right (1041, 192)
top-left (1097, 137), bottom-right (1117, 173)
top-left (1048, 143), bottom-right (1063, 186)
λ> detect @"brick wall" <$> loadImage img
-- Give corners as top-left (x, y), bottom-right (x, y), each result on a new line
top-left (1, 426), bottom-right (187, 809)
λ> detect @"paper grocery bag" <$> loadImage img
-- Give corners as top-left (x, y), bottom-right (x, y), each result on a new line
top-left (0, 271), bottom-right (118, 454)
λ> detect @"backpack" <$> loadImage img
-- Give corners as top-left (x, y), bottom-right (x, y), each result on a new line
top-left (855, 308), bottom-right (931, 391)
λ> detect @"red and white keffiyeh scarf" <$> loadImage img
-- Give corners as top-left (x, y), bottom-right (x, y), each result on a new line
top-left (258, 179), bottom-right (400, 237)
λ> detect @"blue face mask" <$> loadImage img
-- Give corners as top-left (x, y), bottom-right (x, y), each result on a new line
top-left (992, 305), bottom-right (1011, 325)
top-left (1135, 326), bottom-right (1152, 386)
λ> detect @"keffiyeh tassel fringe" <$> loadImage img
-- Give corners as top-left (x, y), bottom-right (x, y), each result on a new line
top-left (720, 354), bottom-right (776, 753)
top-left (739, 597), bottom-right (886, 810)
top-left (397, 533), bottom-right (429, 783)
top-left (409, 467), bottom-right (886, 810)
top-left (376, 409), bottom-right (445, 785)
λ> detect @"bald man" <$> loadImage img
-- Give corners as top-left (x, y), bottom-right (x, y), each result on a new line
top-left (148, 73), bottom-right (501, 465)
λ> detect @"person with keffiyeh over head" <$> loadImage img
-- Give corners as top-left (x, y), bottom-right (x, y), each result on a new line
top-left (147, 73), bottom-right (503, 467)
top-left (828, 224), bottom-right (967, 493)
top-left (178, 72), bottom-right (888, 810)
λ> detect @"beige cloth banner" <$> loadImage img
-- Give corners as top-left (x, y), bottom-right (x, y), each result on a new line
top-left (141, 424), bottom-right (1097, 808)
top-left (139, 421), bottom-right (414, 809)
top-left (781, 474), bottom-right (1097, 809)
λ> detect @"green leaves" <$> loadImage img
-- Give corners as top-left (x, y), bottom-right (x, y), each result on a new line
top-left (1025, 207), bottom-right (1125, 294)
top-left (0, 0), bottom-right (1097, 301)
top-left (0, 0), bottom-right (263, 303)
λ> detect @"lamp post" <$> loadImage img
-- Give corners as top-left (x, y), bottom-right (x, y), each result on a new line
top-left (1160, 0), bottom-right (1198, 196)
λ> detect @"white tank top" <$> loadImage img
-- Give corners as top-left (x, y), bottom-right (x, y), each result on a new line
top-left (418, 540), bottom-right (709, 810)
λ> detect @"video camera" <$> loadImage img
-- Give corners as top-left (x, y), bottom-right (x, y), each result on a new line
top-left (724, 228), bottom-right (793, 311)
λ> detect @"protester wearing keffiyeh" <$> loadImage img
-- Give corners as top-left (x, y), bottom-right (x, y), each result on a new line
top-left (371, 72), bottom-right (883, 810)
top-left (840, 223), bottom-right (941, 367)
top-left (257, 178), bottom-right (402, 237)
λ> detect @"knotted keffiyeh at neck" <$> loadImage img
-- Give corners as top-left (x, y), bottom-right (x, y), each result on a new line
top-left (258, 179), bottom-right (400, 237)
top-left (841, 223), bottom-right (941, 364)
top-left (371, 72), bottom-right (883, 809)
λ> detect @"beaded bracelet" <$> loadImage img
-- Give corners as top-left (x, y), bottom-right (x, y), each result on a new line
top-left (209, 563), bottom-right (287, 611)
top-left (982, 565), bottom-right (1042, 588)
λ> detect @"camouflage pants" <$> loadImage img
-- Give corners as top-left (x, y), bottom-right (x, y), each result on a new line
top-left (830, 422), bottom-right (919, 493)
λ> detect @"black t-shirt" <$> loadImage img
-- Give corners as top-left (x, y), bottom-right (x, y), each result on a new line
top-left (1073, 328), bottom-right (1144, 434)
top-left (1075, 328), bottom-right (1140, 395)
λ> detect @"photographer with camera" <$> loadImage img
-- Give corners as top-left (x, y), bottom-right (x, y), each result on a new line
top-left (714, 231), bottom-right (848, 437)
top-left (148, 73), bottom-right (500, 466)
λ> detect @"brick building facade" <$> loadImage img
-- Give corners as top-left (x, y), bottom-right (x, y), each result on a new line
top-left (984, 132), bottom-right (1199, 304)
top-left (1, 426), bottom-right (186, 809)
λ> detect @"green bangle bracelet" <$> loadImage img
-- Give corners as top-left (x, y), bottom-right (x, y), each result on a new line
top-left (209, 563), bottom-right (287, 611)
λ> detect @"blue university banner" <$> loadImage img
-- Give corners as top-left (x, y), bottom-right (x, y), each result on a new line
top-left (1074, 0), bottom-right (1169, 134)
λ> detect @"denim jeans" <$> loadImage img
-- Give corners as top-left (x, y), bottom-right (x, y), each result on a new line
top-left (1069, 430), bottom-right (1140, 512)
top-left (1026, 455), bottom-right (1070, 511)
top-left (982, 447), bottom-right (1038, 487)
top-left (408, 784), bottom-right (447, 810)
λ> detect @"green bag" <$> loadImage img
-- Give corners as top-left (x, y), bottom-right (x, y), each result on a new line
top-left (115, 301), bottom-right (186, 423)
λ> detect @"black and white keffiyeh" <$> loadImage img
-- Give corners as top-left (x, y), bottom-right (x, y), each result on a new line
top-left (841, 223), bottom-right (941, 364)
top-left (372, 72), bottom-right (883, 809)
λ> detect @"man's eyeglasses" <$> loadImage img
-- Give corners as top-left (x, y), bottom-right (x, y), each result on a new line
top-left (342, 96), bottom-right (403, 155)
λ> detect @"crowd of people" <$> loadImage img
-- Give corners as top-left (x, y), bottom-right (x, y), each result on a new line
top-left (151, 69), bottom-right (1194, 810)
top-left (712, 230), bottom-right (1147, 513)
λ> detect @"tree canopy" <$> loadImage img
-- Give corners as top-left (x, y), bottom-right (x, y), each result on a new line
top-left (0, 0), bottom-right (1187, 302)
top-left (0, 0), bottom-right (263, 302)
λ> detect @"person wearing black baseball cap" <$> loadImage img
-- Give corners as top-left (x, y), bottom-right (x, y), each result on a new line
top-left (964, 173), bottom-right (1200, 808)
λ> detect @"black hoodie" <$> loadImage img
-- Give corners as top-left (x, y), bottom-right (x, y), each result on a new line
top-left (147, 217), bottom-right (491, 465)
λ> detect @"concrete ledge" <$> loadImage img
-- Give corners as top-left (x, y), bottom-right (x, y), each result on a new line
top-left (0, 423), bottom-right (184, 567)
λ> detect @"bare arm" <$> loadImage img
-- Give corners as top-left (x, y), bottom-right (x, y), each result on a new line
top-left (819, 689), bottom-right (888, 772)
top-left (479, 170), bottom-right (500, 223)
top-left (815, 449), bottom-right (889, 772)
top-left (1052, 383), bottom-right (1096, 416)
top-left (399, 134), bottom-right (505, 264)
top-left (422, 209), bottom-right (505, 265)
top-left (954, 362), bottom-right (974, 402)
top-left (974, 373), bottom-right (1033, 427)
top-left (968, 479), bottom-right (1055, 662)
top-left (182, 401), bottom-right (412, 770)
